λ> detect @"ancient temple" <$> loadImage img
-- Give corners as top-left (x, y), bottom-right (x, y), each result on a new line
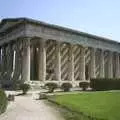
top-left (0, 18), bottom-right (120, 87)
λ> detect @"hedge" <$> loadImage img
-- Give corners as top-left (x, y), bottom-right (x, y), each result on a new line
top-left (45, 82), bottom-right (58, 93)
top-left (61, 83), bottom-right (72, 92)
top-left (79, 82), bottom-right (89, 91)
top-left (90, 78), bottom-right (120, 91)
top-left (0, 89), bottom-right (8, 114)
top-left (19, 83), bottom-right (30, 94)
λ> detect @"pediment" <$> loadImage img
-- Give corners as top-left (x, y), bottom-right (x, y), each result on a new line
top-left (0, 18), bottom-right (24, 33)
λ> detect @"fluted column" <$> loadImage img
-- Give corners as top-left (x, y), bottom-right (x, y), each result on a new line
top-left (12, 43), bottom-right (18, 81)
top-left (16, 41), bottom-right (22, 81)
top-left (12, 47), bottom-right (16, 78)
top-left (6, 44), bottom-right (12, 80)
top-left (4, 46), bottom-right (7, 77)
top-left (21, 39), bottom-right (30, 82)
top-left (115, 53), bottom-right (120, 78)
top-left (0, 47), bottom-right (2, 78)
top-left (55, 41), bottom-right (61, 82)
top-left (38, 39), bottom-right (46, 82)
top-left (1, 46), bottom-right (6, 80)
top-left (0, 47), bottom-right (2, 80)
top-left (90, 48), bottom-right (96, 78)
top-left (80, 46), bottom-right (85, 80)
top-left (68, 44), bottom-right (74, 82)
top-left (108, 51), bottom-right (113, 78)
top-left (99, 50), bottom-right (105, 78)
top-left (9, 43), bottom-right (14, 80)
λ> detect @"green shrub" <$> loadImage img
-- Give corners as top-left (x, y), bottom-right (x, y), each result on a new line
top-left (79, 82), bottom-right (89, 91)
top-left (61, 83), bottom-right (72, 92)
top-left (45, 82), bottom-right (58, 93)
top-left (90, 78), bottom-right (120, 91)
top-left (0, 89), bottom-right (8, 114)
top-left (1, 80), bottom-right (23, 90)
top-left (19, 83), bottom-right (30, 94)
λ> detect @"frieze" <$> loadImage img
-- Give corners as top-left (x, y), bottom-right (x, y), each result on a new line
top-left (0, 22), bottom-right (120, 53)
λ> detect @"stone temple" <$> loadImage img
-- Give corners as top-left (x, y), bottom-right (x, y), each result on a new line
top-left (0, 18), bottom-right (120, 87)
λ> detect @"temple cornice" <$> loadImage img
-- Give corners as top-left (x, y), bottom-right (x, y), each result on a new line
top-left (0, 18), bottom-right (120, 52)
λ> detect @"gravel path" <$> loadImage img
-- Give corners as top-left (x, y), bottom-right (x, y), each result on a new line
top-left (0, 95), bottom-right (65, 120)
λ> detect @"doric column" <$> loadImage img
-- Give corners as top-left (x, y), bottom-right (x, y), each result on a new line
top-left (12, 48), bottom-right (16, 77)
top-left (0, 47), bottom-right (2, 75)
top-left (4, 46), bottom-right (7, 76)
top-left (15, 41), bottom-right (22, 81)
top-left (21, 39), bottom-right (30, 82)
top-left (9, 43), bottom-right (14, 80)
top-left (1, 46), bottom-right (6, 80)
top-left (90, 48), bottom-right (96, 78)
top-left (99, 49), bottom-right (105, 78)
top-left (108, 51), bottom-right (113, 78)
top-left (80, 46), bottom-right (85, 80)
top-left (30, 43), bottom-right (35, 80)
top-left (55, 41), bottom-right (61, 82)
top-left (12, 43), bottom-right (18, 80)
top-left (115, 53), bottom-right (120, 78)
top-left (38, 39), bottom-right (46, 82)
top-left (68, 44), bottom-right (74, 82)
top-left (0, 47), bottom-right (2, 81)
top-left (6, 44), bottom-right (12, 80)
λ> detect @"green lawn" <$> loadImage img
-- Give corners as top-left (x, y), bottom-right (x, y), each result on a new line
top-left (52, 91), bottom-right (120, 120)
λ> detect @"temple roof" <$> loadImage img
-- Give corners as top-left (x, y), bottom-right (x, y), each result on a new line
top-left (0, 17), bottom-right (120, 45)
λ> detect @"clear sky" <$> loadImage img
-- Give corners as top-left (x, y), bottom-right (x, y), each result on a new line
top-left (0, 0), bottom-right (120, 42)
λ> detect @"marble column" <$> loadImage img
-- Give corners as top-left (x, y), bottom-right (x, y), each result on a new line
top-left (21, 39), bottom-right (30, 82)
top-left (4, 46), bottom-right (7, 77)
top-left (10, 43), bottom-right (14, 79)
top-left (16, 41), bottom-right (22, 81)
top-left (115, 53), bottom-right (120, 78)
top-left (0, 47), bottom-right (2, 78)
top-left (55, 41), bottom-right (61, 82)
top-left (80, 46), bottom-right (86, 80)
top-left (100, 50), bottom-right (105, 78)
top-left (12, 44), bottom-right (18, 80)
top-left (0, 47), bottom-right (2, 80)
top-left (68, 44), bottom-right (74, 82)
top-left (38, 39), bottom-right (46, 82)
top-left (1, 46), bottom-right (6, 80)
top-left (108, 51), bottom-right (113, 78)
top-left (12, 48), bottom-right (16, 78)
top-left (30, 43), bottom-right (35, 80)
top-left (6, 44), bottom-right (12, 80)
top-left (90, 48), bottom-right (96, 78)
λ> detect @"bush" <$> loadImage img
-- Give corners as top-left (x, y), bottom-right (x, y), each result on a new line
top-left (90, 78), bottom-right (120, 91)
top-left (8, 94), bottom-right (15, 101)
top-left (61, 83), bottom-right (72, 92)
top-left (1, 80), bottom-right (23, 90)
top-left (38, 93), bottom-right (47, 100)
top-left (45, 83), bottom-right (58, 93)
top-left (0, 89), bottom-right (8, 114)
top-left (1, 80), bottom-right (14, 90)
top-left (79, 82), bottom-right (89, 91)
top-left (19, 83), bottom-right (30, 94)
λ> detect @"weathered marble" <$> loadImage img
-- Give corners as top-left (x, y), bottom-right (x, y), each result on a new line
top-left (0, 18), bottom-right (120, 87)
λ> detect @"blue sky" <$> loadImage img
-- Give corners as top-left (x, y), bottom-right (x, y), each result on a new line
top-left (0, 0), bottom-right (120, 42)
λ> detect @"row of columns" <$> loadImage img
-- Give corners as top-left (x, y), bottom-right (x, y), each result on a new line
top-left (39, 40), bottom-right (120, 82)
top-left (0, 38), bottom-right (120, 85)
top-left (0, 39), bottom-right (31, 83)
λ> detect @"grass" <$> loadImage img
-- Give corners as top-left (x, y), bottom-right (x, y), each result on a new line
top-left (51, 91), bottom-right (120, 120)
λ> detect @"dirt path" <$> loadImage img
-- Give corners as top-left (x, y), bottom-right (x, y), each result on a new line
top-left (0, 95), bottom-right (65, 120)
